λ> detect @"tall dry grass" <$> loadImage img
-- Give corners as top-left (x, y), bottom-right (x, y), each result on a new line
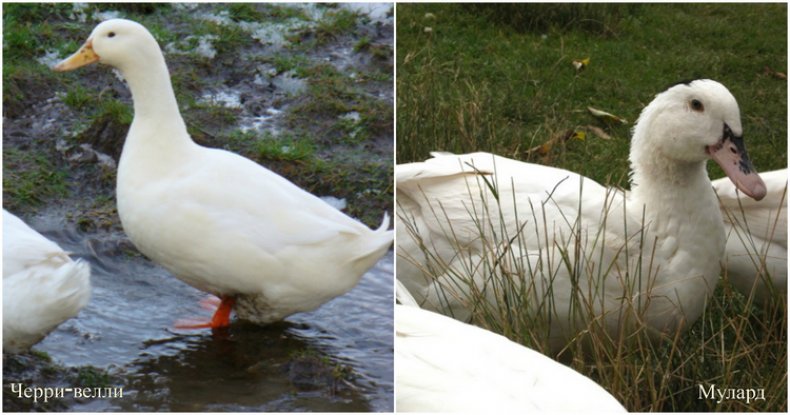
top-left (397, 169), bottom-right (787, 411)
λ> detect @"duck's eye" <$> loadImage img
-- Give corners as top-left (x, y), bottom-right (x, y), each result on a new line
top-left (690, 99), bottom-right (704, 112)
top-left (108, 32), bottom-right (116, 38)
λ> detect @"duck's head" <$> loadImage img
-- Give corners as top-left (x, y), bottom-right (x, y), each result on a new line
top-left (53, 19), bottom-right (162, 74)
top-left (632, 79), bottom-right (766, 200)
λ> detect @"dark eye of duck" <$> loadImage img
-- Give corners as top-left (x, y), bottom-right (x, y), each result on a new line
top-left (690, 99), bottom-right (704, 112)
top-left (108, 32), bottom-right (116, 38)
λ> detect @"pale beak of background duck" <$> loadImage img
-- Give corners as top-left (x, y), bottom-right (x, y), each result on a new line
top-left (706, 124), bottom-right (767, 201)
top-left (53, 39), bottom-right (99, 72)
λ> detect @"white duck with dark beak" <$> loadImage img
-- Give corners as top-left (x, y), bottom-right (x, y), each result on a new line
top-left (396, 80), bottom-right (766, 352)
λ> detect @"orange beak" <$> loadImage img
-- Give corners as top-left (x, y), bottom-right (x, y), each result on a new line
top-left (53, 39), bottom-right (99, 71)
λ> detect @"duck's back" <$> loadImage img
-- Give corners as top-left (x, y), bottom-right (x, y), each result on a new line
top-left (396, 304), bottom-right (626, 412)
top-left (117, 144), bottom-right (392, 319)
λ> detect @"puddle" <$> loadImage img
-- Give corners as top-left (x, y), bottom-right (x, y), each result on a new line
top-left (4, 210), bottom-right (393, 411)
top-left (200, 88), bottom-right (243, 109)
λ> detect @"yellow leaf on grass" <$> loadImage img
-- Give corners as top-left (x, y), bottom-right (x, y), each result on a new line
top-left (587, 106), bottom-right (627, 125)
top-left (572, 57), bottom-right (590, 71)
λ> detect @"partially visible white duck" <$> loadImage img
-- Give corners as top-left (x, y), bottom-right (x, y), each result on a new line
top-left (397, 80), bottom-right (766, 352)
top-left (3, 210), bottom-right (91, 353)
top-left (713, 169), bottom-right (787, 303)
top-left (54, 19), bottom-right (393, 329)
top-left (395, 282), bottom-right (626, 412)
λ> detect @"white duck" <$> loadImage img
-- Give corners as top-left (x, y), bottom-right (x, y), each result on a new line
top-left (397, 80), bottom-right (766, 352)
top-left (713, 169), bottom-right (787, 303)
top-left (3, 210), bottom-right (91, 353)
top-left (53, 19), bottom-right (393, 329)
top-left (395, 281), bottom-right (626, 412)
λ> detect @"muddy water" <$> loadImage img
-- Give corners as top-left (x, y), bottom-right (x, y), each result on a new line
top-left (23, 209), bottom-right (393, 412)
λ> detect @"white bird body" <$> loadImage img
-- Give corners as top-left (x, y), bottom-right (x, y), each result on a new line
top-left (55, 19), bottom-right (392, 325)
top-left (397, 80), bottom-right (767, 351)
top-left (395, 286), bottom-right (626, 412)
top-left (3, 210), bottom-right (91, 353)
top-left (713, 169), bottom-right (787, 303)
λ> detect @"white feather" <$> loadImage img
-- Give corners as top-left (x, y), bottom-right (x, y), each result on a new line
top-left (3, 210), bottom-right (91, 353)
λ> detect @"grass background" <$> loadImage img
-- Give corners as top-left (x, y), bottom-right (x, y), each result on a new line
top-left (396, 3), bottom-right (786, 412)
top-left (3, 3), bottom-right (393, 228)
top-left (397, 3), bottom-right (786, 183)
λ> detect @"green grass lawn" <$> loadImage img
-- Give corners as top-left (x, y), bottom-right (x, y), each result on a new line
top-left (396, 3), bottom-right (786, 183)
top-left (396, 3), bottom-right (786, 412)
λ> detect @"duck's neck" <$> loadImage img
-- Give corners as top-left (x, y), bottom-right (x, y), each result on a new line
top-left (119, 52), bottom-right (191, 148)
top-left (630, 150), bottom-right (717, 215)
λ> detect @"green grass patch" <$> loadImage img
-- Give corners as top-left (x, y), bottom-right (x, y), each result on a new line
top-left (192, 20), bottom-right (254, 56)
top-left (396, 3), bottom-right (787, 183)
top-left (255, 133), bottom-right (316, 162)
top-left (62, 84), bottom-right (94, 112)
top-left (264, 4), bottom-right (312, 22)
top-left (75, 367), bottom-right (112, 388)
top-left (271, 54), bottom-right (311, 77)
top-left (2, 3), bottom-right (72, 62)
top-left (3, 147), bottom-right (69, 211)
top-left (227, 3), bottom-right (265, 22)
top-left (314, 8), bottom-right (360, 45)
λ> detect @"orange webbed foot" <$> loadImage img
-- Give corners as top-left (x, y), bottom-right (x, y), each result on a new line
top-left (175, 295), bottom-right (235, 330)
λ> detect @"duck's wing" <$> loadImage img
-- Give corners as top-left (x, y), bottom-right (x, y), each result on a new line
top-left (397, 152), bottom-right (611, 246)
top-left (146, 148), bottom-right (387, 254)
top-left (396, 152), bottom-right (619, 310)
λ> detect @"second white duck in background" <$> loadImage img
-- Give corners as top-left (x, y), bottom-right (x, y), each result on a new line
top-left (397, 80), bottom-right (766, 352)
top-left (3, 210), bottom-right (91, 353)
top-left (713, 169), bottom-right (787, 304)
top-left (54, 19), bottom-right (393, 329)
top-left (395, 282), bottom-right (626, 412)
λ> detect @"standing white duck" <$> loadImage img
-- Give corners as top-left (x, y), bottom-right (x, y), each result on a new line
top-left (397, 80), bottom-right (766, 352)
top-left (3, 210), bottom-right (91, 353)
top-left (395, 282), bottom-right (626, 412)
top-left (713, 169), bottom-right (787, 303)
top-left (53, 19), bottom-right (393, 329)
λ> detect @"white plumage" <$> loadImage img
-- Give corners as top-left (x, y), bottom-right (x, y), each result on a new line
top-left (395, 282), bottom-right (626, 412)
top-left (54, 19), bottom-right (392, 327)
top-left (3, 210), bottom-right (91, 353)
top-left (713, 169), bottom-right (787, 303)
top-left (397, 80), bottom-right (767, 352)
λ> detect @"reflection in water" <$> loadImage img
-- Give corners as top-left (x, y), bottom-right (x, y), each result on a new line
top-left (119, 324), bottom-right (373, 412)
top-left (6, 212), bottom-right (393, 412)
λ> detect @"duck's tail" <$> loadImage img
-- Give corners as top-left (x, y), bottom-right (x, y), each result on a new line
top-left (349, 212), bottom-right (393, 273)
top-left (39, 259), bottom-right (92, 325)
top-left (3, 259), bottom-right (91, 352)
